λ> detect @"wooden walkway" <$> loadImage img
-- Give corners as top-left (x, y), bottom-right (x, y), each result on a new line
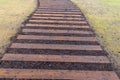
top-left (0, 0), bottom-right (119, 79)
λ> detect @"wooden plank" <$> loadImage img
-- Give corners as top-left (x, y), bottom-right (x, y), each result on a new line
top-left (38, 9), bottom-right (77, 11)
top-left (17, 35), bottom-right (97, 42)
top-left (22, 29), bottom-right (93, 34)
top-left (37, 8), bottom-right (80, 10)
top-left (36, 9), bottom-right (80, 12)
top-left (35, 11), bottom-right (81, 15)
top-left (33, 13), bottom-right (82, 17)
top-left (33, 14), bottom-right (82, 18)
top-left (29, 19), bottom-right (87, 24)
top-left (0, 69), bottom-right (119, 80)
top-left (10, 43), bottom-right (102, 51)
top-left (34, 11), bottom-right (82, 14)
top-left (2, 54), bottom-right (110, 63)
top-left (25, 23), bottom-right (90, 29)
top-left (31, 16), bottom-right (85, 21)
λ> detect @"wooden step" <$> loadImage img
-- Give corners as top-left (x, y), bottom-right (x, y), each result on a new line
top-left (31, 16), bottom-right (85, 21)
top-left (25, 23), bottom-right (90, 29)
top-left (17, 35), bottom-right (97, 42)
top-left (35, 11), bottom-right (82, 13)
top-left (35, 11), bottom-right (82, 15)
top-left (23, 26), bottom-right (92, 31)
top-left (36, 9), bottom-right (80, 11)
top-left (29, 19), bottom-right (87, 24)
top-left (20, 32), bottom-right (94, 37)
top-left (33, 13), bottom-right (82, 18)
top-left (22, 29), bottom-right (93, 34)
top-left (33, 13), bottom-right (82, 16)
top-left (36, 10), bottom-right (80, 12)
top-left (10, 43), bottom-right (102, 51)
top-left (0, 69), bottom-right (119, 80)
top-left (36, 9), bottom-right (80, 12)
top-left (28, 22), bottom-right (87, 27)
top-left (34, 12), bottom-right (82, 15)
top-left (38, 7), bottom-right (80, 10)
top-left (2, 53), bottom-right (110, 63)
top-left (36, 10), bottom-right (80, 13)
top-left (37, 7), bottom-right (80, 11)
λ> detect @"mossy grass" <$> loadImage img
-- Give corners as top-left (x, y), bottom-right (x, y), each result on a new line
top-left (71, 0), bottom-right (120, 73)
top-left (0, 0), bottom-right (36, 54)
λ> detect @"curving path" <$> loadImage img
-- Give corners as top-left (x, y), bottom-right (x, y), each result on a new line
top-left (0, 0), bottom-right (119, 79)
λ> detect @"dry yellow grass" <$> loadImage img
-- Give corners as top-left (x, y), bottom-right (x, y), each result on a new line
top-left (0, 0), bottom-right (36, 54)
top-left (71, 0), bottom-right (120, 73)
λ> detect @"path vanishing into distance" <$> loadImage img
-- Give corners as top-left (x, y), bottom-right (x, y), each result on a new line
top-left (0, 0), bottom-right (119, 79)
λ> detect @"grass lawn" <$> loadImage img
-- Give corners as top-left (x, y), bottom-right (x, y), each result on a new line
top-left (0, 0), bottom-right (36, 54)
top-left (71, 0), bottom-right (120, 73)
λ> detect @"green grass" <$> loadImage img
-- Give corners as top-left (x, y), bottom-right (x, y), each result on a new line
top-left (71, 0), bottom-right (120, 72)
top-left (0, 0), bottom-right (36, 54)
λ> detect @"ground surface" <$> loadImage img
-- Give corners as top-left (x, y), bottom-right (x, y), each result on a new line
top-left (0, 0), bottom-right (36, 54)
top-left (0, 0), bottom-right (119, 79)
top-left (72, 0), bottom-right (120, 73)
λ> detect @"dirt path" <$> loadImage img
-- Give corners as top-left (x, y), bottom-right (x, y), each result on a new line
top-left (0, 0), bottom-right (119, 79)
